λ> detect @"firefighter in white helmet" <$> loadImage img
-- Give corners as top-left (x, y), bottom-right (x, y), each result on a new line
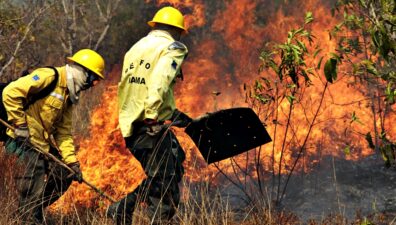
top-left (3, 49), bottom-right (105, 224)
top-left (107, 6), bottom-right (192, 224)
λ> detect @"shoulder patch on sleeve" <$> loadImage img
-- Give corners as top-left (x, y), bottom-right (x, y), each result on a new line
top-left (168, 41), bottom-right (187, 51)
top-left (32, 74), bottom-right (40, 81)
top-left (171, 60), bottom-right (178, 69)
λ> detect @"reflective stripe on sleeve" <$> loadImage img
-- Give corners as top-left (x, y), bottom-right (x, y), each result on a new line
top-left (50, 92), bottom-right (64, 101)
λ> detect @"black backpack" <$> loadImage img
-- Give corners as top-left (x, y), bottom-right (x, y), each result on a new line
top-left (0, 66), bottom-right (59, 141)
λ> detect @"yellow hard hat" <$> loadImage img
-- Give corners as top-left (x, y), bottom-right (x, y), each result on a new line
top-left (147, 6), bottom-right (186, 31)
top-left (67, 49), bottom-right (105, 79)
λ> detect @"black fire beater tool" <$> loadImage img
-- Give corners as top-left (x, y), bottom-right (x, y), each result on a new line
top-left (0, 118), bottom-right (116, 203)
top-left (183, 107), bottom-right (272, 164)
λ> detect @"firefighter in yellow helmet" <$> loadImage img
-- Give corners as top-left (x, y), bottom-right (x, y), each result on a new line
top-left (107, 6), bottom-right (192, 224)
top-left (3, 49), bottom-right (105, 224)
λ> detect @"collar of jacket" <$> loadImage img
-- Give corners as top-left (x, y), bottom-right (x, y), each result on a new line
top-left (148, 29), bottom-right (175, 41)
top-left (56, 66), bottom-right (68, 88)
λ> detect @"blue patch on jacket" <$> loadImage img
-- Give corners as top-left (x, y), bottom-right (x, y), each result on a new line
top-left (32, 75), bottom-right (40, 81)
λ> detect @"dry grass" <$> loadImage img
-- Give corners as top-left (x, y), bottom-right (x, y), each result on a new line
top-left (0, 152), bottom-right (292, 225)
top-left (0, 153), bottom-right (393, 225)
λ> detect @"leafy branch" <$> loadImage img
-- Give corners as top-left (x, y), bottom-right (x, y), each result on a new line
top-left (332, 0), bottom-right (396, 165)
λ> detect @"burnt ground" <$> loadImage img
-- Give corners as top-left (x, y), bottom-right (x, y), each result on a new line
top-left (281, 154), bottom-right (396, 222)
top-left (205, 154), bottom-right (396, 223)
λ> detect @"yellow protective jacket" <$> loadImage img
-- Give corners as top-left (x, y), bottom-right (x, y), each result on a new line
top-left (118, 30), bottom-right (188, 137)
top-left (3, 66), bottom-right (77, 164)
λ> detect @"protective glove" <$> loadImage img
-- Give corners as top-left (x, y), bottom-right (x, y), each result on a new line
top-left (171, 109), bottom-right (192, 128)
top-left (14, 124), bottom-right (29, 142)
top-left (143, 119), bottom-right (162, 136)
top-left (69, 162), bottom-right (83, 183)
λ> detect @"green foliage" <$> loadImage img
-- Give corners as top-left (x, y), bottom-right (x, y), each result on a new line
top-left (256, 12), bottom-right (322, 108)
top-left (344, 145), bottom-right (351, 155)
top-left (324, 57), bottom-right (338, 83)
top-left (304, 11), bottom-right (314, 24)
top-left (365, 131), bottom-right (396, 167)
top-left (380, 143), bottom-right (395, 168)
top-left (378, 131), bottom-right (396, 168)
top-left (332, 0), bottom-right (396, 99)
top-left (359, 60), bottom-right (378, 76)
top-left (252, 12), bottom-right (337, 206)
top-left (332, 0), bottom-right (396, 166)
top-left (286, 95), bottom-right (295, 104)
top-left (350, 111), bottom-right (363, 125)
top-left (385, 81), bottom-right (396, 104)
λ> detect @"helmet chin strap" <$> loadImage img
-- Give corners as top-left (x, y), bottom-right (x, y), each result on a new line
top-left (66, 64), bottom-right (88, 104)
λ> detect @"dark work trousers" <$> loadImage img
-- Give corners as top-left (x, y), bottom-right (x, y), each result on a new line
top-left (109, 125), bottom-right (185, 225)
top-left (5, 138), bottom-right (73, 224)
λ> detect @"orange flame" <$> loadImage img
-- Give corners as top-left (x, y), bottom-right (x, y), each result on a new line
top-left (54, 71), bottom-right (146, 211)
